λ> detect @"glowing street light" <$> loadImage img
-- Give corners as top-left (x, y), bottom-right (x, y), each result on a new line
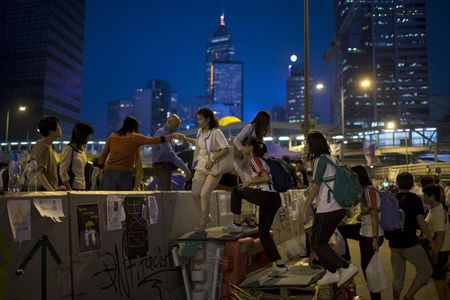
top-left (290, 55), bottom-right (298, 63)
top-left (5, 105), bottom-right (28, 143)
top-left (359, 79), bottom-right (372, 89)
top-left (386, 121), bottom-right (396, 130)
top-left (315, 83), bottom-right (325, 90)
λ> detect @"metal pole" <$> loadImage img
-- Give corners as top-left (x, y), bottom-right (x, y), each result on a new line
top-left (340, 69), bottom-right (345, 159)
top-left (5, 110), bottom-right (10, 143)
top-left (303, 0), bottom-right (310, 137)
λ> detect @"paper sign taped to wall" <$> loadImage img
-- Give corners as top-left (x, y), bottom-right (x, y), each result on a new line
top-left (7, 200), bottom-right (31, 242)
top-left (147, 196), bottom-right (159, 224)
top-left (106, 195), bottom-right (126, 231)
top-left (33, 198), bottom-right (65, 222)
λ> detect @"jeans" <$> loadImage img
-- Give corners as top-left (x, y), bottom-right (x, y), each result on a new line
top-left (230, 186), bottom-right (281, 262)
top-left (390, 244), bottom-right (432, 292)
top-left (100, 168), bottom-right (133, 191)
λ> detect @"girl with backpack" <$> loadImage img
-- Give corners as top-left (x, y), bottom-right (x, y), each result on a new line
top-left (423, 184), bottom-right (450, 300)
top-left (59, 122), bottom-right (94, 191)
top-left (222, 136), bottom-right (288, 277)
top-left (301, 131), bottom-right (358, 287)
top-left (351, 165), bottom-right (384, 300)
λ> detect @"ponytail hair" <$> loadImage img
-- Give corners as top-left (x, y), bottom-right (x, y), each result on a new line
top-left (242, 136), bottom-right (267, 158)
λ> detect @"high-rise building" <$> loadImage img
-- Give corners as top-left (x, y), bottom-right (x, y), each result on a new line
top-left (107, 99), bottom-right (134, 136)
top-left (0, 0), bottom-right (86, 141)
top-left (271, 106), bottom-right (287, 122)
top-left (286, 62), bottom-right (314, 124)
top-left (147, 79), bottom-right (170, 134)
top-left (133, 89), bottom-right (152, 136)
top-left (211, 61), bottom-right (243, 119)
top-left (205, 14), bottom-right (243, 119)
top-left (333, 0), bottom-right (429, 128)
top-left (169, 92), bottom-right (178, 115)
top-left (205, 14), bottom-right (235, 101)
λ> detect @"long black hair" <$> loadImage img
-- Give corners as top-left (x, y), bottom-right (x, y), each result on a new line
top-left (351, 165), bottom-right (372, 187)
top-left (197, 108), bottom-right (219, 129)
top-left (70, 122), bottom-right (94, 149)
top-left (251, 111), bottom-right (271, 140)
top-left (116, 116), bottom-right (139, 136)
top-left (306, 131), bottom-right (330, 161)
top-left (242, 136), bottom-right (267, 158)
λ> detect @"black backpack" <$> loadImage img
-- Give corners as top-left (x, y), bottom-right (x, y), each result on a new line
top-left (263, 157), bottom-right (295, 193)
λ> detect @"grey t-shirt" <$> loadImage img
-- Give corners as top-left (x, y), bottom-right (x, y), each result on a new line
top-left (31, 140), bottom-right (58, 189)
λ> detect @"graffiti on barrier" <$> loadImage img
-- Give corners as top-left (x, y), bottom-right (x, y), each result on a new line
top-left (93, 243), bottom-right (178, 299)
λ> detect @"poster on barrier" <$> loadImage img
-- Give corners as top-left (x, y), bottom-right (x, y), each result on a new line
top-left (76, 203), bottom-right (101, 254)
top-left (106, 195), bottom-right (126, 231)
top-left (7, 200), bottom-right (31, 242)
top-left (123, 196), bottom-right (149, 259)
top-left (147, 196), bottom-right (159, 224)
top-left (33, 198), bottom-right (65, 222)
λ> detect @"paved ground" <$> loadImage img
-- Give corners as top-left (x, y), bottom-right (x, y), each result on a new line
top-left (348, 239), bottom-right (439, 299)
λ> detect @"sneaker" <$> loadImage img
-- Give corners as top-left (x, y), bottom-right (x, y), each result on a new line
top-left (317, 270), bottom-right (340, 285)
top-left (267, 265), bottom-right (289, 277)
top-left (222, 223), bottom-right (243, 233)
top-left (337, 264), bottom-right (358, 287)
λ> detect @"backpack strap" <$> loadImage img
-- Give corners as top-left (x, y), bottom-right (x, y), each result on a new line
top-left (316, 155), bottom-right (335, 203)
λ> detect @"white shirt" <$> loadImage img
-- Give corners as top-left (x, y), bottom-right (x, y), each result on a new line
top-left (59, 144), bottom-right (87, 190)
top-left (312, 155), bottom-right (343, 213)
top-left (249, 157), bottom-right (276, 192)
top-left (359, 186), bottom-right (384, 238)
top-left (426, 204), bottom-right (450, 252)
top-left (194, 128), bottom-right (229, 172)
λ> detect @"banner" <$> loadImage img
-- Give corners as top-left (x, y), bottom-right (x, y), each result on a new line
top-left (7, 200), bottom-right (31, 242)
top-left (33, 198), bottom-right (65, 223)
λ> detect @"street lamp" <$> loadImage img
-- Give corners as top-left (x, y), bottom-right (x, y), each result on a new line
top-left (359, 79), bottom-right (372, 89)
top-left (315, 83), bottom-right (325, 91)
top-left (5, 106), bottom-right (27, 143)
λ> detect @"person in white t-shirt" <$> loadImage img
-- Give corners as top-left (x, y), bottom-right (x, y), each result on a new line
top-left (183, 108), bottom-right (230, 232)
top-left (223, 136), bottom-right (288, 277)
top-left (423, 184), bottom-right (450, 300)
top-left (301, 131), bottom-right (358, 287)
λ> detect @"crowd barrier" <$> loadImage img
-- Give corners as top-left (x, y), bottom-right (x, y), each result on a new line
top-left (0, 189), bottom-right (307, 300)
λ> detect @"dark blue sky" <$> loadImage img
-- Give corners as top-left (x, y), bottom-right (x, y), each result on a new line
top-left (82, 0), bottom-right (450, 138)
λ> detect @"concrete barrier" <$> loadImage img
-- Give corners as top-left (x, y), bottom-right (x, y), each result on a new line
top-left (0, 189), bottom-right (307, 300)
top-left (0, 192), bottom-right (71, 300)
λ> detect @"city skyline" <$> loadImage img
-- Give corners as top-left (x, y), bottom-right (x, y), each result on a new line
top-left (80, 0), bottom-right (449, 138)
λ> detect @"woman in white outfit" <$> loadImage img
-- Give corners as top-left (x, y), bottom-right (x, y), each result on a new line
top-left (183, 108), bottom-right (230, 232)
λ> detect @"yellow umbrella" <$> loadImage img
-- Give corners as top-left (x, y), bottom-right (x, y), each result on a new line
top-left (218, 116), bottom-right (242, 127)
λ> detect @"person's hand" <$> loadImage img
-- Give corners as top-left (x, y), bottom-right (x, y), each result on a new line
top-left (57, 185), bottom-right (67, 191)
top-left (174, 133), bottom-right (186, 140)
top-left (205, 158), bottom-right (214, 170)
top-left (372, 238), bottom-right (379, 252)
top-left (238, 180), bottom-right (251, 191)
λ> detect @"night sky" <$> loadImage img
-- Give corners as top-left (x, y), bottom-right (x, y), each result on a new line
top-left (82, 0), bottom-right (450, 138)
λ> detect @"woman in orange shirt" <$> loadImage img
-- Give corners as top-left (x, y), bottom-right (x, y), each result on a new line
top-left (99, 116), bottom-right (183, 191)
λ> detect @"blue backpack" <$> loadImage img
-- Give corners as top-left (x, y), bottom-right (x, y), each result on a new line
top-left (379, 190), bottom-right (405, 231)
top-left (263, 157), bottom-right (294, 193)
top-left (322, 155), bottom-right (362, 208)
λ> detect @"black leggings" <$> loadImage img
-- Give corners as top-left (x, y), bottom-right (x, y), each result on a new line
top-left (230, 186), bottom-right (281, 262)
top-left (311, 210), bottom-right (348, 272)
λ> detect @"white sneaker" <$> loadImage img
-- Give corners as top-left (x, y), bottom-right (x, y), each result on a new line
top-left (222, 223), bottom-right (243, 233)
top-left (316, 270), bottom-right (340, 285)
top-left (337, 264), bottom-right (358, 287)
top-left (267, 265), bottom-right (289, 277)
